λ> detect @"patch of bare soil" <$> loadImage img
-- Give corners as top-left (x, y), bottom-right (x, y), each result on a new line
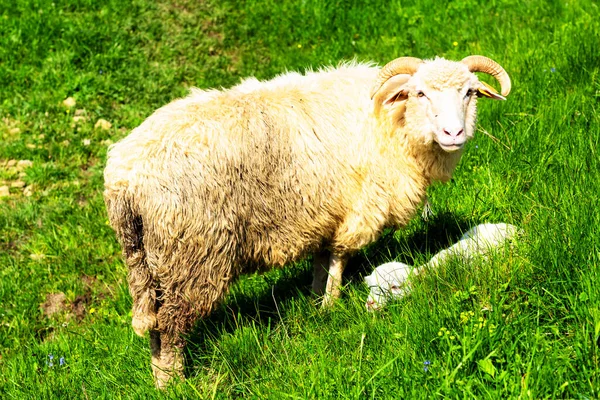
top-left (70, 293), bottom-right (92, 320)
top-left (41, 292), bottom-right (67, 317)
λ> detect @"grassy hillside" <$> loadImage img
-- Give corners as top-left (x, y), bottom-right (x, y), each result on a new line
top-left (1, 0), bottom-right (599, 397)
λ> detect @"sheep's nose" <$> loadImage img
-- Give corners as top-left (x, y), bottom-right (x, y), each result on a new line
top-left (443, 128), bottom-right (464, 138)
top-left (365, 299), bottom-right (378, 311)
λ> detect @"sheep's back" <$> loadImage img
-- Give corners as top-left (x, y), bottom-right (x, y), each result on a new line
top-left (105, 65), bottom-right (379, 270)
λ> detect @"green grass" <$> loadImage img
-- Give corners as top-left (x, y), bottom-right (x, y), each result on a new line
top-left (1, 0), bottom-right (600, 397)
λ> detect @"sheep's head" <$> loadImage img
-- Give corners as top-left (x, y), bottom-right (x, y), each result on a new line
top-left (364, 261), bottom-right (413, 311)
top-left (371, 55), bottom-right (510, 153)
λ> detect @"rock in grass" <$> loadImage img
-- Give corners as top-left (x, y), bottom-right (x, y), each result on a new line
top-left (94, 118), bottom-right (112, 130)
top-left (62, 97), bottom-right (76, 108)
top-left (30, 253), bottom-right (46, 261)
top-left (16, 160), bottom-right (33, 170)
top-left (0, 186), bottom-right (9, 197)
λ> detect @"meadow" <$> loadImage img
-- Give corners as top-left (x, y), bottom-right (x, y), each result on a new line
top-left (1, 0), bottom-right (599, 397)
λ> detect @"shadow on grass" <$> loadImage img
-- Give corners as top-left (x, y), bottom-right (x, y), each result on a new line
top-left (184, 211), bottom-right (474, 371)
top-left (345, 211), bottom-right (474, 281)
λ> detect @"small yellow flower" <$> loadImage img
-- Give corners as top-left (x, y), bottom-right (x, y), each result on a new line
top-left (453, 41), bottom-right (458, 47)
top-left (460, 312), bottom-right (469, 324)
top-left (297, 44), bottom-right (302, 48)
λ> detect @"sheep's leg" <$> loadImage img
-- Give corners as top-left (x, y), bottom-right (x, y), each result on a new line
top-left (150, 296), bottom-right (197, 389)
top-left (324, 192), bottom-right (386, 307)
top-left (108, 196), bottom-right (156, 337)
top-left (421, 195), bottom-right (434, 221)
top-left (150, 329), bottom-right (185, 389)
top-left (150, 272), bottom-right (232, 389)
top-left (322, 253), bottom-right (348, 308)
top-left (311, 250), bottom-right (330, 296)
top-left (149, 296), bottom-right (193, 389)
top-left (129, 264), bottom-right (158, 337)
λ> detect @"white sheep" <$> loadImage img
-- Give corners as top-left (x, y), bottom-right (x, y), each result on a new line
top-left (364, 223), bottom-right (520, 311)
top-left (104, 56), bottom-right (511, 387)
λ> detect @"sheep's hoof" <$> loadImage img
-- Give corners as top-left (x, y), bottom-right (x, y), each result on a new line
top-left (311, 281), bottom-right (326, 297)
top-left (321, 293), bottom-right (338, 309)
top-left (152, 368), bottom-right (174, 390)
top-left (132, 314), bottom-right (157, 337)
top-left (153, 371), bottom-right (169, 390)
top-left (151, 359), bottom-right (184, 390)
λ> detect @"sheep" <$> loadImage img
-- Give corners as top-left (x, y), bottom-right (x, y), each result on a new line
top-left (364, 223), bottom-right (520, 311)
top-left (103, 55), bottom-right (511, 387)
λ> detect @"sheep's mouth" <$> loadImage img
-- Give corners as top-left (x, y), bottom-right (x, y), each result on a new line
top-left (437, 142), bottom-right (465, 152)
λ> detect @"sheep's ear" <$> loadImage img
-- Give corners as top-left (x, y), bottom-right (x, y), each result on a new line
top-left (477, 81), bottom-right (506, 101)
top-left (373, 74), bottom-right (411, 106)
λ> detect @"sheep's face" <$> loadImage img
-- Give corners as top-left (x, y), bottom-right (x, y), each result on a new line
top-left (407, 62), bottom-right (479, 152)
top-left (376, 59), bottom-right (506, 153)
top-left (364, 262), bottom-right (412, 311)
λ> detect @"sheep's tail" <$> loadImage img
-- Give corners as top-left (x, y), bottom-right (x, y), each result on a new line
top-left (105, 190), bottom-right (145, 265)
top-left (105, 189), bottom-right (157, 336)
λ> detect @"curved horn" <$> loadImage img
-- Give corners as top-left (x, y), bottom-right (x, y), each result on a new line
top-left (461, 55), bottom-right (511, 97)
top-left (370, 57), bottom-right (423, 99)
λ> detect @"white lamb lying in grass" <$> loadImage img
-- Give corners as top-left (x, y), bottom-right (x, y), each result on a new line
top-left (364, 223), bottom-right (519, 311)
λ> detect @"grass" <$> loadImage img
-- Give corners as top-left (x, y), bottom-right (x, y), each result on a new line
top-left (1, 0), bottom-right (599, 397)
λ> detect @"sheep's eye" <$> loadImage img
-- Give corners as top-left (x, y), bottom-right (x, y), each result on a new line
top-left (417, 91), bottom-right (426, 98)
top-left (465, 89), bottom-right (475, 98)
